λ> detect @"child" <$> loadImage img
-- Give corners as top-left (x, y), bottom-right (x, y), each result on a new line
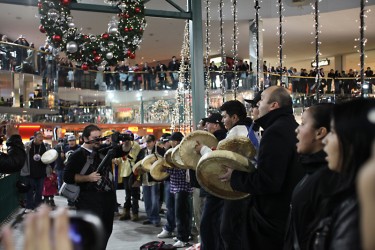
top-left (42, 167), bottom-right (58, 207)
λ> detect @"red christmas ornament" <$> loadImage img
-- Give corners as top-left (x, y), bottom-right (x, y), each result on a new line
top-left (124, 28), bottom-right (129, 32)
top-left (39, 25), bottom-right (46, 33)
top-left (61, 0), bottom-right (71, 5)
top-left (83, 35), bottom-right (89, 40)
top-left (93, 51), bottom-right (97, 55)
top-left (52, 35), bottom-right (61, 42)
top-left (135, 7), bottom-right (141, 13)
top-left (140, 28), bottom-right (143, 32)
top-left (94, 56), bottom-right (101, 63)
top-left (129, 53), bottom-right (136, 59)
top-left (38, 2), bottom-right (42, 8)
top-left (102, 33), bottom-right (109, 39)
top-left (125, 13), bottom-right (130, 18)
top-left (129, 27), bottom-right (133, 31)
top-left (127, 50), bottom-right (132, 55)
top-left (82, 64), bottom-right (89, 71)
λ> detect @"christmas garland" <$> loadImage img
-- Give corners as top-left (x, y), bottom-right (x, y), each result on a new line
top-left (38, 0), bottom-right (146, 69)
top-left (148, 100), bottom-right (170, 121)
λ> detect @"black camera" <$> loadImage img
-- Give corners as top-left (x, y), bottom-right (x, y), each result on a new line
top-left (52, 211), bottom-right (105, 250)
top-left (111, 131), bottom-right (133, 143)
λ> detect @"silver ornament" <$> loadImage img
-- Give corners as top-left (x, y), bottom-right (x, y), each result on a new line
top-left (108, 27), bottom-right (118, 34)
top-left (68, 22), bottom-right (75, 28)
top-left (90, 35), bottom-right (97, 42)
top-left (98, 65), bottom-right (105, 72)
top-left (106, 52), bottom-right (114, 60)
top-left (47, 8), bottom-right (59, 21)
top-left (67, 16), bottom-right (73, 22)
top-left (66, 41), bottom-right (78, 53)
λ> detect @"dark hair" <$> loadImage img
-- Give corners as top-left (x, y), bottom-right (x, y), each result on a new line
top-left (146, 134), bottom-right (156, 142)
top-left (307, 103), bottom-right (334, 130)
top-left (333, 98), bottom-right (375, 188)
top-left (268, 87), bottom-right (292, 108)
top-left (82, 124), bottom-right (101, 139)
top-left (220, 100), bottom-right (247, 121)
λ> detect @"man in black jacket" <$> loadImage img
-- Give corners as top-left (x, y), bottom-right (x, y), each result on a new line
top-left (220, 86), bottom-right (304, 249)
top-left (0, 122), bottom-right (26, 174)
top-left (64, 125), bottom-right (132, 250)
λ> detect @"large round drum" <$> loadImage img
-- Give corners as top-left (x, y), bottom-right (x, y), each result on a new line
top-left (217, 136), bottom-right (256, 159)
top-left (150, 158), bottom-right (170, 181)
top-left (141, 154), bottom-right (159, 172)
top-left (179, 130), bottom-right (218, 170)
top-left (164, 148), bottom-right (175, 167)
top-left (41, 149), bottom-right (58, 164)
top-left (171, 145), bottom-right (187, 169)
top-left (196, 150), bottom-right (255, 200)
top-left (132, 160), bottom-right (143, 175)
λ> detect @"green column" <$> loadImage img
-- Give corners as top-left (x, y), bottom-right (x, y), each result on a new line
top-left (190, 0), bottom-right (205, 129)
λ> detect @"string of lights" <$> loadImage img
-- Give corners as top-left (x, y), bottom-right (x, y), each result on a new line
top-left (171, 21), bottom-right (191, 132)
top-left (205, 0), bottom-right (211, 116)
top-left (311, 0), bottom-right (322, 101)
top-left (276, 0), bottom-right (285, 85)
top-left (254, 0), bottom-right (261, 90)
top-left (231, 0), bottom-right (239, 99)
top-left (219, 0), bottom-right (226, 103)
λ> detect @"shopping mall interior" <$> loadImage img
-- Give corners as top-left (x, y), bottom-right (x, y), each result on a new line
top-left (0, 0), bottom-right (374, 140)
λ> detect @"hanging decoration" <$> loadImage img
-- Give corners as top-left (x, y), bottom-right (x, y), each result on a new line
top-left (254, 0), bottom-right (261, 90)
top-left (311, 0), bottom-right (321, 100)
top-left (171, 21), bottom-right (191, 132)
top-left (231, 0), bottom-right (239, 99)
top-left (276, 0), bottom-right (285, 85)
top-left (219, 0), bottom-right (226, 102)
top-left (38, 0), bottom-right (146, 67)
top-left (148, 99), bottom-right (170, 121)
top-left (204, 0), bottom-right (211, 116)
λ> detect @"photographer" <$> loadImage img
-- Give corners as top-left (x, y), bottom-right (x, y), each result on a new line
top-left (63, 125), bottom-right (132, 250)
top-left (0, 122), bottom-right (26, 174)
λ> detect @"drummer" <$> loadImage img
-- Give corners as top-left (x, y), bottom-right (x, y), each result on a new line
top-left (194, 113), bottom-right (227, 249)
top-left (20, 131), bottom-right (52, 213)
top-left (195, 101), bottom-right (251, 250)
top-left (220, 86), bottom-right (305, 249)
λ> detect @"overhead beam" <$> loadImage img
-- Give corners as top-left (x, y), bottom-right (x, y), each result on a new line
top-left (0, 0), bottom-right (192, 19)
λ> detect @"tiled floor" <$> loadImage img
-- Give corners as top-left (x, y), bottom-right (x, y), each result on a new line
top-left (1, 190), bottom-right (198, 250)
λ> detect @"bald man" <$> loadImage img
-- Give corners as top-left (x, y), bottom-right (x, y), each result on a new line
top-left (220, 86), bottom-right (304, 249)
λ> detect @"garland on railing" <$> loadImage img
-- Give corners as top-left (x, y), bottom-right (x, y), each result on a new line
top-left (38, 0), bottom-right (146, 68)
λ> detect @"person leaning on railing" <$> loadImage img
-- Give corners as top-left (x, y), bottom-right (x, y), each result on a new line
top-left (0, 122), bottom-right (26, 174)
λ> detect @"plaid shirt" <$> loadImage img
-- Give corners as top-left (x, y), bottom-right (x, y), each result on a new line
top-left (166, 168), bottom-right (193, 194)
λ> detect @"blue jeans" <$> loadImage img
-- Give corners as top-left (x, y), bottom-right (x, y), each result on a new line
top-left (56, 169), bottom-right (64, 190)
top-left (143, 184), bottom-right (160, 225)
top-left (175, 191), bottom-right (192, 242)
top-left (163, 180), bottom-right (176, 232)
top-left (25, 176), bottom-right (45, 210)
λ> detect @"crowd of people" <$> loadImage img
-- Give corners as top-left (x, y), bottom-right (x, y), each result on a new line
top-left (1, 86), bottom-right (375, 250)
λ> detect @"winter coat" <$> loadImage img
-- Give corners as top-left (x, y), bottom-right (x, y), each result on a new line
top-left (0, 134), bottom-right (26, 174)
top-left (230, 106), bottom-right (305, 249)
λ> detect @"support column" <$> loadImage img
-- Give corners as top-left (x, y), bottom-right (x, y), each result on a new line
top-left (189, 0), bottom-right (205, 129)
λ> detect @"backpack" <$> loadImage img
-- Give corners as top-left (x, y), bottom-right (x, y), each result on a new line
top-left (140, 241), bottom-right (176, 250)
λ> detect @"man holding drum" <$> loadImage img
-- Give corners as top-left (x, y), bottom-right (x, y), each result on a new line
top-left (21, 131), bottom-right (52, 213)
top-left (220, 86), bottom-right (304, 249)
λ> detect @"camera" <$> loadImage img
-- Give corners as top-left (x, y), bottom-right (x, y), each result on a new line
top-left (111, 131), bottom-right (133, 143)
top-left (51, 211), bottom-right (105, 250)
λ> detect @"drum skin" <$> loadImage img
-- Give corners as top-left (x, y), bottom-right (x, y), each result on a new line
top-left (179, 130), bottom-right (218, 170)
top-left (196, 150), bottom-right (255, 200)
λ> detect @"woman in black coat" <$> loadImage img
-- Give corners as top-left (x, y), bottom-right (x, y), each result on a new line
top-left (284, 103), bottom-right (340, 250)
